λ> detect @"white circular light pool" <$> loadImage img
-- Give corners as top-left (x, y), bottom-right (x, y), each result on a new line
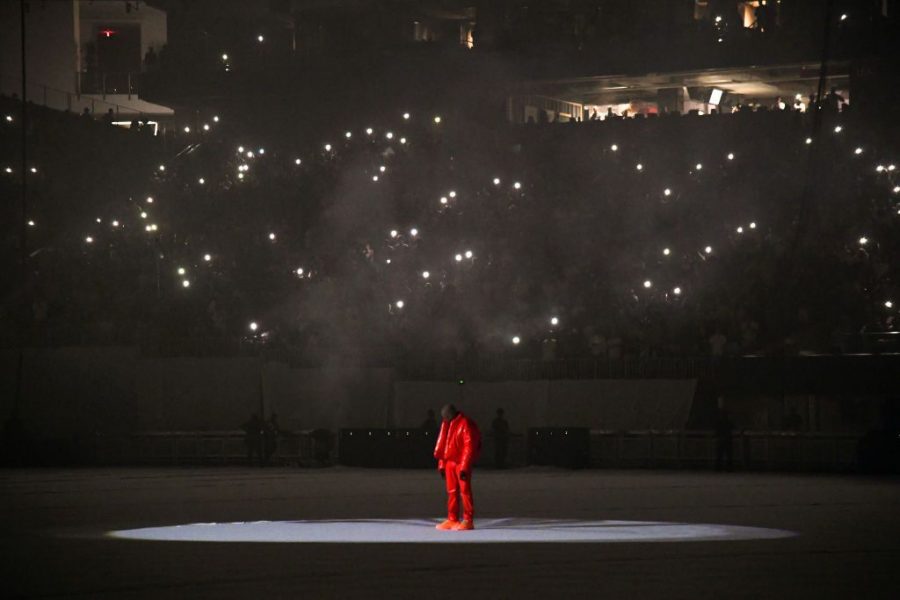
top-left (107, 518), bottom-right (795, 544)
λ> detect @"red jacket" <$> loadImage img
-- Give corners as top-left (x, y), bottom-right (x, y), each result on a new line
top-left (433, 412), bottom-right (481, 473)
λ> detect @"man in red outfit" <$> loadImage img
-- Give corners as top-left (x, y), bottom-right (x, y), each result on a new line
top-left (433, 404), bottom-right (481, 530)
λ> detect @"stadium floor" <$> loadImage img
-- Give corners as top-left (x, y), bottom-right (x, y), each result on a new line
top-left (2, 467), bottom-right (898, 598)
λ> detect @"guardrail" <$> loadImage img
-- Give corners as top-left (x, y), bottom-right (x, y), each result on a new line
top-left (14, 429), bottom-right (871, 472)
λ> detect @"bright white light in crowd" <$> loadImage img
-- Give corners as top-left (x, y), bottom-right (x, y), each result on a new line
top-left (222, 53), bottom-right (229, 61)
top-left (673, 287), bottom-right (682, 295)
top-left (237, 173), bottom-right (244, 180)
top-left (893, 186), bottom-right (900, 193)
top-left (379, 165), bottom-right (386, 172)
top-left (854, 147), bottom-right (863, 155)
top-left (695, 163), bottom-right (703, 170)
top-left (295, 158), bottom-right (302, 165)
top-left (257, 34), bottom-right (264, 42)
top-left (513, 181), bottom-right (522, 190)
top-left (395, 300), bottom-right (404, 309)
top-left (885, 300), bottom-right (893, 309)
top-left (159, 164), bottom-right (165, 171)
top-left (403, 112), bottom-right (410, 120)
top-left (727, 153), bottom-right (734, 160)
top-left (636, 163), bottom-right (643, 171)
top-left (140, 211), bottom-right (147, 219)
top-left (440, 196), bottom-right (448, 204)
top-left (183, 126), bottom-right (190, 133)
top-left (345, 131), bottom-right (352, 139)
top-left (643, 280), bottom-right (652, 289)
top-left (749, 222), bottom-right (757, 229)
top-left (238, 146), bottom-right (245, 153)
top-left (717, 37), bottom-right (723, 43)
top-left (96, 217), bottom-right (102, 223)
top-left (366, 127), bottom-right (373, 135)
top-left (422, 271), bottom-right (430, 279)
top-left (610, 144), bottom-right (618, 151)
top-left (550, 316), bottom-right (559, 326)
top-left (30, 167), bottom-right (37, 173)
top-left (258, 148), bottom-right (265, 155)
top-left (454, 253), bottom-right (463, 262)
top-left (409, 228), bottom-right (418, 237)
top-left (27, 220), bottom-right (35, 227)
top-left (512, 336), bottom-right (521, 345)
top-left (704, 246), bottom-right (713, 254)
top-left (204, 254), bottom-right (211, 262)
top-left (150, 224), bottom-right (158, 231)
top-left (663, 248), bottom-right (671, 256)
top-left (876, 165), bottom-right (885, 172)
top-left (3, 167), bottom-right (11, 173)
top-left (182, 280), bottom-right (190, 288)
top-left (449, 190), bottom-right (457, 198)
top-left (386, 259), bottom-right (392, 264)
top-left (177, 267), bottom-right (186, 275)
top-left (858, 236), bottom-right (868, 245)
top-left (213, 116), bottom-right (219, 122)
top-left (736, 226), bottom-right (744, 234)
top-left (385, 131), bottom-right (394, 140)
top-left (465, 250), bottom-right (473, 259)
top-left (372, 175), bottom-right (379, 182)
top-left (400, 137), bottom-right (407, 144)
top-left (493, 177), bottom-right (501, 185)
top-left (146, 196), bottom-right (153, 203)
top-left (834, 125), bottom-right (842, 133)
top-left (324, 144), bottom-right (332, 152)
top-left (715, 15), bottom-right (722, 23)
top-left (889, 165), bottom-right (896, 171)
top-left (246, 151), bottom-right (254, 158)
top-left (269, 232), bottom-right (276, 241)
top-left (145, 225), bottom-right (152, 232)
top-left (85, 236), bottom-right (93, 243)
top-left (296, 267), bottom-right (304, 276)
top-left (249, 322), bottom-right (258, 331)
top-left (390, 229), bottom-right (398, 238)
top-left (111, 220), bottom-right (119, 227)
top-left (434, 116), bottom-right (442, 124)
top-left (202, 124), bottom-right (210, 131)
top-left (198, 177), bottom-right (205, 185)
top-left (840, 13), bottom-right (847, 21)
top-left (663, 188), bottom-right (672, 196)
top-left (4, 115), bottom-right (12, 122)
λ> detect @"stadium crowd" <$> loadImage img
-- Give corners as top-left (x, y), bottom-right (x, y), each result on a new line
top-left (1, 95), bottom-right (898, 367)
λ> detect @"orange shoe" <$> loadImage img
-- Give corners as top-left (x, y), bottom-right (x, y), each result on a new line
top-left (452, 520), bottom-right (474, 531)
top-left (435, 519), bottom-right (458, 530)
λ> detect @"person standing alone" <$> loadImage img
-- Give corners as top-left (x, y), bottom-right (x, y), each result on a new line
top-left (433, 404), bottom-right (481, 530)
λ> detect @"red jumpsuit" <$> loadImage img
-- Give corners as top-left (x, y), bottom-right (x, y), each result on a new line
top-left (433, 412), bottom-right (481, 522)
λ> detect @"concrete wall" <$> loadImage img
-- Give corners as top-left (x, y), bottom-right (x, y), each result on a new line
top-left (392, 379), bottom-right (697, 432)
top-left (0, 1), bottom-right (78, 97)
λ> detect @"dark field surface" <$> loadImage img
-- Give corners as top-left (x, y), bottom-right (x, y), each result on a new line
top-left (2, 467), bottom-right (899, 598)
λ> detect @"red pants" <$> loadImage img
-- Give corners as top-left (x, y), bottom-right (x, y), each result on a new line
top-left (444, 460), bottom-right (474, 522)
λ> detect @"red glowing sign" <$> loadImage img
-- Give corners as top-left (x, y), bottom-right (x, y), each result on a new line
top-left (99, 28), bottom-right (117, 38)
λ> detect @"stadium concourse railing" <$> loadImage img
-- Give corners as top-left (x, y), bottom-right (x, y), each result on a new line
top-left (91, 429), bottom-right (863, 473)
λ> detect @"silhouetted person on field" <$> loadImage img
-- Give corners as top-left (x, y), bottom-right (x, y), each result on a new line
top-left (714, 406), bottom-right (734, 471)
top-left (263, 413), bottom-right (280, 465)
top-left (242, 413), bottom-right (263, 466)
top-left (420, 409), bottom-right (438, 432)
top-left (492, 408), bottom-right (510, 468)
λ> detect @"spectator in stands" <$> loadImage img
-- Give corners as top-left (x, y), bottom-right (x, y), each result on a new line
top-left (491, 408), bottom-right (510, 468)
top-left (144, 47), bottom-right (158, 70)
top-left (241, 413), bottom-right (263, 467)
top-left (824, 87), bottom-right (845, 114)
